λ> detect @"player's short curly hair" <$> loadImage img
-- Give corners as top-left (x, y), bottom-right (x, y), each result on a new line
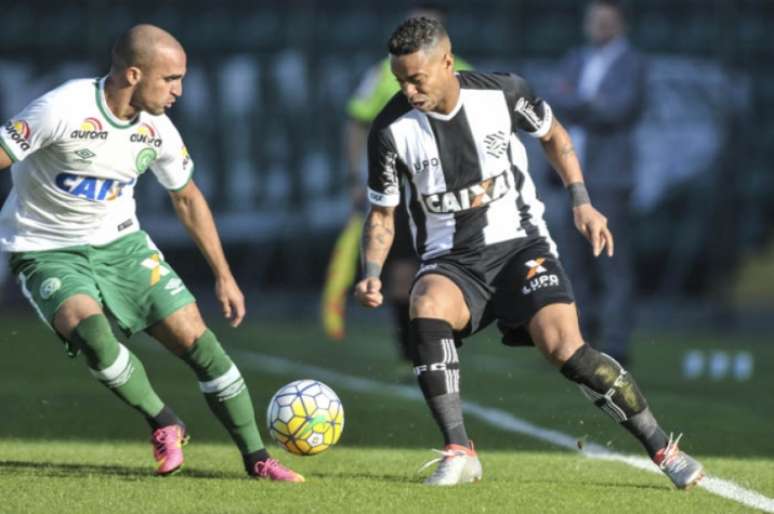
top-left (388, 16), bottom-right (448, 56)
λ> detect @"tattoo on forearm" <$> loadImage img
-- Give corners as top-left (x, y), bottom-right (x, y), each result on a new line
top-left (566, 182), bottom-right (591, 207)
top-left (361, 211), bottom-right (394, 277)
top-left (560, 144), bottom-right (575, 158)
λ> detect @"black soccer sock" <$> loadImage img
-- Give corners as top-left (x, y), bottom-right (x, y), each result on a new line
top-left (146, 405), bottom-right (186, 431)
top-left (243, 448), bottom-right (272, 475)
top-left (410, 318), bottom-right (469, 447)
top-left (561, 344), bottom-right (668, 457)
top-left (391, 299), bottom-right (412, 362)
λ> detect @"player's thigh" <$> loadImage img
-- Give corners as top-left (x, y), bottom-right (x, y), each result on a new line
top-left (528, 302), bottom-right (584, 366)
top-left (410, 272), bottom-right (470, 331)
top-left (146, 302), bottom-right (207, 356)
top-left (92, 231), bottom-right (196, 337)
top-left (10, 249), bottom-right (103, 338)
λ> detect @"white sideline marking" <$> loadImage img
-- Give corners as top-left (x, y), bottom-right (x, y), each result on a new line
top-left (234, 350), bottom-right (774, 513)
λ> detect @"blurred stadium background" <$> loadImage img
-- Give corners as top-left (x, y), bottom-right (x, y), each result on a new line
top-left (1, 2), bottom-right (773, 511)
top-left (1, 0), bottom-right (772, 320)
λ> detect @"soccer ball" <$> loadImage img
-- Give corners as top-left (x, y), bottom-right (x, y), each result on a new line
top-left (266, 379), bottom-right (344, 456)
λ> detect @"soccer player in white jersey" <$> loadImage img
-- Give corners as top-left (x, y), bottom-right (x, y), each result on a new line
top-left (354, 16), bottom-right (703, 489)
top-left (0, 24), bottom-right (302, 482)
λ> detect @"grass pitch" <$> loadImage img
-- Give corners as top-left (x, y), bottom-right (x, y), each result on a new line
top-left (1, 307), bottom-right (772, 513)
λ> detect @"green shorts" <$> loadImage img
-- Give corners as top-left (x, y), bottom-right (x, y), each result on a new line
top-left (9, 230), bottom-right (196, 339)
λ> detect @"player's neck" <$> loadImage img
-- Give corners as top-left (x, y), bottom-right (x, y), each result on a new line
top-left (104, 76), bottom-right (140, 121)
top-left (434, 76), bottom-right (460, 115)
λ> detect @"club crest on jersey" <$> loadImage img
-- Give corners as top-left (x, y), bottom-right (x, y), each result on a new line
top-left (521, 257), bottom-right (559, 295)
top-left (4, 120), bottom-right (31, 151)
top-left (484, 131), bottom-right (508, 159)
top-left (70, 117), bottom-right (108, 140)
top-left (421, 169), bottom-right (512, 214)
top-left (55, 172), bottom-right (134, 201)
top-left (136, 147), bottom-right (158, 173)
top-left (130, 123), bottom-right (162, 147)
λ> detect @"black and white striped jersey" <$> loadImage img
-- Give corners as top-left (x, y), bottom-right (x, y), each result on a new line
top-left (367, 70), bottom-right (557, 261)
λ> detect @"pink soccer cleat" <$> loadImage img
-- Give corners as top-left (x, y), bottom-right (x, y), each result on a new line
top-left (151, 424), bottom-right (188, 476)
top-left (252, 459), bottom-right (305, 482)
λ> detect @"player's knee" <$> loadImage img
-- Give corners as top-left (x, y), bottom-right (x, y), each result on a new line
top-left (410, 292), bottom-right (447, 319)
top-left (532, 324), bottom-right (581, 365)
top-left (69, 314), bottom-right (121, 370)
top-left (181, 330), bottom-right (246, 400)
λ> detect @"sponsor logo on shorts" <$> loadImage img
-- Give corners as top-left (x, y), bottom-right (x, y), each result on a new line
top-left (521, 258), bottom-right (559, 295)
top-left (164, 277), bottom-right (186, 296)
top-left (55, 173), bottom-right (134, 201)
top-left (70, 117), bottom-right (108, 140)
top-left (4, 120), bottom-right (31, 152)
top-left (421, 169), bottom-right (512, 214)
top-left (39, 277), bottom-right (62, 300)
top-left (416, 263), bottom-right (439, 276)
top-left (130, 123), bottom-right (162, 147)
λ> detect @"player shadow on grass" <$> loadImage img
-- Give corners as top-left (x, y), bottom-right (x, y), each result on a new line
top-left (0, 460), bottom-right (242, 480)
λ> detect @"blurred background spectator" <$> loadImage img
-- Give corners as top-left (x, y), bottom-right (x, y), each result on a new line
top-left (544, 0), bottom-right (645, 365)
top-left (0, 0), bottom-right (768, 335)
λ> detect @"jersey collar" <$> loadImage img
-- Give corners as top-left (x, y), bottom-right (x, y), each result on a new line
top-left (95, 76), bottom-right (139, 129)
top-left (424, 85), bottom-right (463, 121)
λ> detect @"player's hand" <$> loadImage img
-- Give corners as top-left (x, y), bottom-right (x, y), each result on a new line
top-left (354, 277), bottom-right (383, 308)
top-left (215, 275), bottom-right (246, 327)
top-left (573, 204), bottom-right (614, 257)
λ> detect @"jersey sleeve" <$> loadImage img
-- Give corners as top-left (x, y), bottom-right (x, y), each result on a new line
top-left (0, 94), bottom-right (63, 162)
top-left (502, 73), bottom-right (554, 138)
top-left (148, 116), bottom-right (195, 191)
top-left (366, 126), bottom-right (401, 207)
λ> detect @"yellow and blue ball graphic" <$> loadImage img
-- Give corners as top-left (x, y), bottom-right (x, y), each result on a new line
top-left (266, 379), bottom-right (344, 456)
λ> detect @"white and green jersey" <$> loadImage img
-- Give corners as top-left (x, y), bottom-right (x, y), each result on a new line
top-left (0, 77), bottom-right (194, 252)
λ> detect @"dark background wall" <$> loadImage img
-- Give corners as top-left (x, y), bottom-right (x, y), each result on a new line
top-left (0, 1), bottom-right (772, 309)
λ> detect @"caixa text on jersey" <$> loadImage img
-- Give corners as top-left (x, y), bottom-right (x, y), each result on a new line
top-left (421, 169), bottom-right (513, 214)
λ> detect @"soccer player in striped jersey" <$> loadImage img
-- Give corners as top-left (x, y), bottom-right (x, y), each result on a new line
top-left (0, 24), bottom-right (302, 482)
top-left (354, 16), bottom-right (703, 489)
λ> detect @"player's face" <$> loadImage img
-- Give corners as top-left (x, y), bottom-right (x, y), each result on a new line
top-left (391, 46), bottom-right (454, 114)
top-left (133, 46), bottom-right (186, 115)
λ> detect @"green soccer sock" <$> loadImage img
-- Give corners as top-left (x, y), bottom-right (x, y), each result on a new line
top-left (181, 329), bottom-right (263, 454)
top-left (72, 315), bottom-right (165, 419)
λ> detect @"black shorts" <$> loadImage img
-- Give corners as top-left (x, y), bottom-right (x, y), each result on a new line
top-left (413, 238), bottom-right (575, 346)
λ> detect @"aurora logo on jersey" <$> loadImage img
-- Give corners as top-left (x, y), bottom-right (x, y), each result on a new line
top-left (70, 117), bottom-right (108, 140)
top-left (130, 123), bottom-right (162, 147)
top-left (4, 120), bottom-right (31, 151)
top-left (421, 169), bottom-right (513, 214)
top-left (55, 172), bottom-right (134, 201)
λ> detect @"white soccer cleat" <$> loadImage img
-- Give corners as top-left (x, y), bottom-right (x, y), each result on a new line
top-left (654, 433), bottom-right (704, 490)
top-left (419, 442), bottom-right (482, 486)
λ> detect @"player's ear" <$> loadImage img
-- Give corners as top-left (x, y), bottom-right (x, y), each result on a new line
top-left (125, 66), bottom-right (142, 86)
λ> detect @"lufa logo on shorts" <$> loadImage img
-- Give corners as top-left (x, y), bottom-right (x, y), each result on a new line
top-left (40, 277), bottom-right (62, 300)
top-left (522, 258), bottom-right (559, 295)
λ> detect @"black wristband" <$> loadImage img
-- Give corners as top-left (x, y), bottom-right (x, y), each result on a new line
top-left (567, 182), bottom-right (591, 207)
top-left (364, 261), bottom-right (382, 279)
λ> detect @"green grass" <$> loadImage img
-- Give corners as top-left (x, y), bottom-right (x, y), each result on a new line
top-left (1, 310), bottom-right (772, 513)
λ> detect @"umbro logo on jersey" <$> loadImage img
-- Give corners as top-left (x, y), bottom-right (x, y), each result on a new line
top-left (484, 131), bottom-right (507, 159)
top-left (4, 120), bottom-right (31, 151)
top-left (70, 117), bottom-right (109, 140)
top-left (421, 169), bottom-right (513, 214)
top-left (130, 123), bottom-right (162, 147)
top-left (74, 148), bottom-right (96, 160)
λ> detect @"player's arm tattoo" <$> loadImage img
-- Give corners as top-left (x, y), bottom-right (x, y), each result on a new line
top-left (559, 143), bottom-right (576, 160)
top-left (361, 207), bottom-right (395, 278)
